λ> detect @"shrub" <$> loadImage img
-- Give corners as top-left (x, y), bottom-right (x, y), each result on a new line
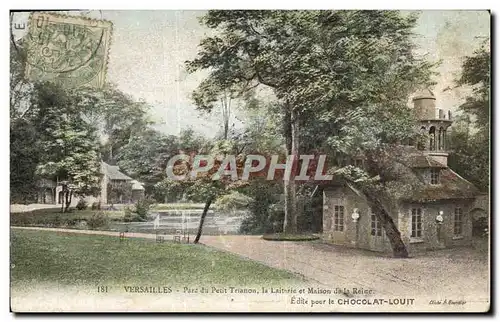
top-left (91, 201), bottom-right (101, 210)
top-left (87, 212), bottom-right (109, 229)
top-left (123, 207), bottom-right (134, 222)
top-left (134, 198), bottom-right (155, 219)
top-left (52, 214), bottom-right (62, 227)
top-left (76, 198), bottom-right (88, 210)
top-left (65, 218), bottom-right (78, 227)
top-left (239, 181), bottom-right (282, 234)
top-left (123, 207), bottom-right (146, 222)
top-left (473, 217), bottom-right (489, 237)
top-left (214, 191), bottom-right (253, 212)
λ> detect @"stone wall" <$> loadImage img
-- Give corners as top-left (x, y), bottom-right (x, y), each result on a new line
top-left (323, 185), bottom-right (475, 255)
top-left (399, 200), bottom-right (474, 254)
top-left (323, 185), bottom-right (394, 253)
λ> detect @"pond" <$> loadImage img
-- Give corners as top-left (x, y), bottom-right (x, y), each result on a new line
top-left (110, 209), bottom-right (248, 235)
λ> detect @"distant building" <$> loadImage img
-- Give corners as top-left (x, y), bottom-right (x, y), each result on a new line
top-left (36, 161), bottom-right (145, 207)
top-left (322, 89), bottom-right (489, 254)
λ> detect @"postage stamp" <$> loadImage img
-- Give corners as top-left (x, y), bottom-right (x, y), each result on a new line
top-left (9, 9), bottom-right (491, 314)
top-left (23, 12), bottom-right (112, 88)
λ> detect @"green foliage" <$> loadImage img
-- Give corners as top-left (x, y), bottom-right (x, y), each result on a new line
top-left (79, 83), bottom-right (152, 163)
top-left (448, 41), bottom-right (490, 192)
top-left (472, 217), bottom-right (488, 237)
top-left (10, 119), bottom-right (40, 203)
top-left (123, 206), bottom-right (145, 222)
top-left (239, 180), bottom-right (283, 234)
top-left (115, 129), bottom-right (179, 184)
top-left (456, 41), bottom-right (490, 131)
top-left (31, 82), bottom-right (102, 197)
top-left (87, 212), bottom-right (110, 229)
top-left (134, 198), bottom-right (156, 219)
top-left (154, 179), bottom-right (187, 203)
top-left (76, 198), bottom-right (88, 210)
top-left (107, 181), bottom-right (132, 204)
top-left (10, 209), bottom-right (123, 227)
top-left (214, 191), bottom-right (253, 211)
top-left (449, 125), bottom-right (489, 192)
top-left (91, 201), bottom-right (101, 210)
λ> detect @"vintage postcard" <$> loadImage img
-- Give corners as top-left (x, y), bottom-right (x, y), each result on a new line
top-left (9, 10), bottom-right (491, 313)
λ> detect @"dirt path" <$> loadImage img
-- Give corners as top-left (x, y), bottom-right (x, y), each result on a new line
top-left (200, 235), bottom-right (490, 300)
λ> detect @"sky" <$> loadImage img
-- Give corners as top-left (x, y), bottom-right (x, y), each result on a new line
top-left (12, 10), bottom-right (490, 137)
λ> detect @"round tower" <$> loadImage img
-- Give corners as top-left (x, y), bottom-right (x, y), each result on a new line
top-left (413, 89), bottom-right (453, 166)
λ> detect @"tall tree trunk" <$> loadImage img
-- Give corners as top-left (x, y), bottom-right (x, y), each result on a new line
top-left (221, 94), bottom-right (231, 140)
top-left (194, 197), bottom-right (215, 244)
top-left (64, 191), bottom-right (70, 213)
top-left (283, 105), bottom-right (298, 234)
top-left (60, 191), bottom-right (65, 213)
top-left (362, 189), bottom-right (409, 258)
top-left (65, 191), bottom-right (72, 212)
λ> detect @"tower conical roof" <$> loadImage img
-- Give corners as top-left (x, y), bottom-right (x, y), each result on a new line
top-left (412, 88), bottom-right (435, 100)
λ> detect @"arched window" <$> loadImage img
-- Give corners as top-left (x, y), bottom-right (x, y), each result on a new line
top-left (443, 129), bottom-right (447, 150)
top-left (408, 137), bottom-right (414, 147)
top-left (438, 127), bottom-right (443, 150)
top-left (417, 126), bottom-right (426, 150)
top-left (429, 126), bottom-right (436, 151)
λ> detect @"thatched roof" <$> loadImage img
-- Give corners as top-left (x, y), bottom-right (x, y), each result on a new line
top-left (408, 155), bottom-right (447, 168)
top-left (406, 168), bottom-right (480, 202)
top-left (322, 147), bottom-right (479, 203)
top-left (101, 162), bottom-right (132, 181)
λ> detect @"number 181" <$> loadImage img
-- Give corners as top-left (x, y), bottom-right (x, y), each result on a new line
top-left (97, 286), bottom-right (108, 293)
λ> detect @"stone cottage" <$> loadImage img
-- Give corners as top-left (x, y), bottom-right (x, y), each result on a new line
top-left (36, 161), bottom-right (145, 206)
top-left (322, 89), bottom-right (489, 254)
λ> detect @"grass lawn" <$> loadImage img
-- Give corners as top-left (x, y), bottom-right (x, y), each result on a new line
top-left (11, 208), bottom-right (124, 227)
top-left (11, 229), bottom-right (301, 288)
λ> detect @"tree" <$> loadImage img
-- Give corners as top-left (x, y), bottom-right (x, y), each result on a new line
top-left (30, 82), bottom-right (101, 212)
top-left (10, 41), bottom-right (40, 203)
top-left (448, 40), bottom-right (490, 192)
top-left (116, 129), bottom-right (179, 185)
top-left (10, 118), bottom-right (40, 203)
top-left (187, 10), bottom-right (435, 256)
top-left (73, 83), bottom-right (152, 162)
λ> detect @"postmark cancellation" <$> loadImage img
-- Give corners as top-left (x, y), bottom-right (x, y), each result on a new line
top-left (24, 12), bottom-right (112, 88)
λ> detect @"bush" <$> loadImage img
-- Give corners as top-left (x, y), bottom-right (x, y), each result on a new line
top-left (91, 201), bottom-right (101, 210)
top-left (214, 192), bottom-right (253, 212)
top-left (52, 214), bottom-right (62, 227)
top-left (134, 198), bottom-right (155, 219)
top-left (123, 207), bottom-right (146, 222)
top-left (473, 217), bottom-right (488, 237)
top-left (239, 181), bottom-right (282, 234)
top-left (76, 198), bottom-right (88, 210)
top-left (87, 212), bottom-right (109, 229)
